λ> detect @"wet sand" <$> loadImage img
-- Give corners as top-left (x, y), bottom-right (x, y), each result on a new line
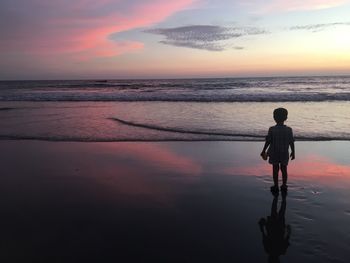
top-left (0, 140), bottom-right (350, 262)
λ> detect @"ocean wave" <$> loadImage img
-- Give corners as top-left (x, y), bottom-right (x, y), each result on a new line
top-left (110, 117), bottom-right (263, 138)
top-left (1, 76), bottom-right (350, 102)
top-left (110, 117), bottom-right (350, 141)
top-left (1, 92), bottom-right (350, 102)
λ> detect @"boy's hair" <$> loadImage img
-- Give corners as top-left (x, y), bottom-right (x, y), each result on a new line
top-left (273, 108), bottom-right (288, 123)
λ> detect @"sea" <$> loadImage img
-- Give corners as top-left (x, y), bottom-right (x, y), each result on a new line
top-left (1, 76), bottom-right (350, 141)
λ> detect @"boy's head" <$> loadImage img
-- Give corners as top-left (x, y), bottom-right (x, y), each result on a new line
top-left (273, 108), bottom-right (288, 123)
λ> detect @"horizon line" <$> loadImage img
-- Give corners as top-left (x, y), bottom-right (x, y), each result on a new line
top-left (1, 73), bottom-right (350, 82)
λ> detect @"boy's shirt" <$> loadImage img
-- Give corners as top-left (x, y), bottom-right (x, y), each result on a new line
top-left (266, 124), bottom-right (294, 154)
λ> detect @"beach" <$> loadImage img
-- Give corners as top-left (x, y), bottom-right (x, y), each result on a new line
top-left (2, 0), bottom-right (350, 261)
top-left (1, 78), bottom-right (350, 262)
top-left (1, 140), bottom-right (350, 262)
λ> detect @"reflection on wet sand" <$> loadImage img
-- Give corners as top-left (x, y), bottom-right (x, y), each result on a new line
top-left (259, 192), bottom-right (291, 263)
top-left (225, 155), bottom-right (350, 181)
top-left (1, 141), bottom-right (350, 262)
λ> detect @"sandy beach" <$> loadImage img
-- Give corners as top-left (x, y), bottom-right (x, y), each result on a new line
top-left (1, 140), bottom-right (350, 262)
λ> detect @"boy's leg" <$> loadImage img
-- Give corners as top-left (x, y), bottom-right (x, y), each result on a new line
top-left (281, 164), bottom-right (288, 186)
top-left (273, 164), bottom-right (279, 186)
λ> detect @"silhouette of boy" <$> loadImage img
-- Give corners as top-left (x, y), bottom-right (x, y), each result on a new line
top-left (261, 108), bottom-right (295, 193)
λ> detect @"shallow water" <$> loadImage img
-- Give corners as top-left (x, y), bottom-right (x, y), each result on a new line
top-left (1, 101), bottom-right (350, 141)
top-left (0, 140), bottom-right (349, 262)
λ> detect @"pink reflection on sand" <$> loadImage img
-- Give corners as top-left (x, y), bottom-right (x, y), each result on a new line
top-left (224, 154), bottom-right (350, 179)
top-left (88, 143), bottom-right (201, 198)
top-left (95, 143), bottom-right (202, 175)
top-left (109, 143), bottom-right (202, 176)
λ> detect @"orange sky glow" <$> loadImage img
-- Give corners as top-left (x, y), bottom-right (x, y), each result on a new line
top-left (1, 0), bottom-right (350, 79)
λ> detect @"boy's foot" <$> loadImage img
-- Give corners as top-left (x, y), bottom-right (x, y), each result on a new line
top-left (280, 184), bottom-right (288, 192)
top-left (270, 185), bottom-right (279, 194)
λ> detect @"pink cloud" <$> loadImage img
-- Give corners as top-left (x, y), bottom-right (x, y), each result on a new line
top-left (261, 0), bottom-right (348, 12)
top-left (75, 41), bottom-right (144, 61)
top-left (0, 0), bottom-right (194, 59)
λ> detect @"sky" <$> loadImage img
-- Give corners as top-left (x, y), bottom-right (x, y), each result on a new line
top-left (0, 0), bottom-right (350, 79)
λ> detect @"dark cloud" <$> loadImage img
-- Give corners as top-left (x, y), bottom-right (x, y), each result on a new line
top-left (145, 25), bottom-right (267, 51)
top-left (159, 40), bottom-right (225, 51)
top-left (290, 22), bottom-right (350, 32)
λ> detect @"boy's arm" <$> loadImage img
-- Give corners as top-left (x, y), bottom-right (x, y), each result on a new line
top-left (261, 141), bottom-right (270, 155)
top-left (290, 141), bottom-right (295, 160)
top-left (290, 128), bottom-right (295, 160)
top-left (261, 128), bottom-right (271, 155)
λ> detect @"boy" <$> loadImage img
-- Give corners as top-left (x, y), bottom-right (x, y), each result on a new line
top-left (261, 108), bottom-right (295, 193)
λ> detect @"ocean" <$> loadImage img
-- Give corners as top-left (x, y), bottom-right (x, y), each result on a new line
top-left (1, 76), bottom-right (350, 141)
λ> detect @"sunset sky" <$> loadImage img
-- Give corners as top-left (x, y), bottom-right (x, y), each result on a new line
top-left (1, 0), bottom-right (350, 79)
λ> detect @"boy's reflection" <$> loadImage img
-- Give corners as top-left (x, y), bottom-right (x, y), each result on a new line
top-left (259, 192), bottom-right (291, 263)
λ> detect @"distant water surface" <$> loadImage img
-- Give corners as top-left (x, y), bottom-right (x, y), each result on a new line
top-left (0, 76), bottom-right (349, 141)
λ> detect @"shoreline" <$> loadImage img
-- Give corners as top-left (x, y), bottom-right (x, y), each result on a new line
top-left (1, 137), bottom-right (350, 142)
top-left (1, 100), bottom-right (350, 143)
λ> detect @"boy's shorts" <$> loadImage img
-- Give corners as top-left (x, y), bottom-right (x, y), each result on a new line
top-left (268, 151), bottom-right (289, 166)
